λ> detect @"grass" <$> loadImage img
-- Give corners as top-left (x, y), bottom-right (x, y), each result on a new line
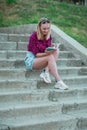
top-left (0, 0), bottom-right (87, 47)
top-left (5, 0), bottom-right (17, 4)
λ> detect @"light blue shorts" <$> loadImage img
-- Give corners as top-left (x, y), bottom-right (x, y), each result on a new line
top-left (24, 51), bottom-right (36, 70)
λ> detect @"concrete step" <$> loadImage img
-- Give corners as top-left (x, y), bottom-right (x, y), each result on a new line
top-left (57, 58), bottom-right (84, 67)
top-left (0, 50), bottom-right (26, 59)
top-left (27, 66), bottom-right (87, 77)
top-left (0, 75), bottom-right (87, 91)
top-left (0, 83), bottom-right (87, 113)
top-left (58, 66), bottom-right (87, 76)
top-left (0, 50), bottom-right (74, 59)
top-left (0, 33), bottom-right (66, 51)
top-left (0, 33), bottom-right (30, 42)
top-left (65, 109), bottom-right (87, 130)
top-left (0, 101), bottom-right (61, 120)
top-left (0, 58), bottom-right (84, 69)
top-left (62, 100), bottom-right (87, 115)
top-left (0, 93), bottom-right (87, 129)
top-left (0, 124), bottom-right (9, 130)
top-left (0, 67), bottom-right (87, 80)
top-left (37, 75), bottom-right (87, 90)
top-left (0, 59), bottom-right (23, 68)
top-left (0, 90), bottom-right (50, 104)
top-left (0, 78), bottom-right (87, 92)
top-left (0, 113), bottom-right (77, 130)
top-left (0, 42), bottom-right (17, 50)
top-left (78, 128), bottom-right (87, 130)
top-left (0, 41), bottom-right (27, 50)
top-left (77, 116), bottom-right (87, 130)
top-left (0, 24), bottom-right (36, 34)
top-left (0, 41), bottom-right (66, 51)
top-left (49, 87), bottom-right (87, 102)
top-left (59, 94), bottom-right (87, 109)
top-left (0, 79), bottom-right (37, 92)
top-left (0, 84), bottom-right (87, 104)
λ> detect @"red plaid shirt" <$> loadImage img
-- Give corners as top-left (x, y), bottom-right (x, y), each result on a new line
top-left (27, 32), bottom-right (52, 55)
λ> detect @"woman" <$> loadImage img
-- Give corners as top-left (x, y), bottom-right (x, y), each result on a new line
top-left (25, 17), bottom-right (68, 90)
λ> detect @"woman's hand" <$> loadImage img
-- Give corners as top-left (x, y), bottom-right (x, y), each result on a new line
top-left (51, 43), bottom-right (56, 47)
top-left (36, 52), bottom-right (50, 57)
top-left (45, 48), bottom-right (55, 55)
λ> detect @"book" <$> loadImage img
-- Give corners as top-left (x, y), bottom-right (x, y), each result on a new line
top-left (47, 43), bottom-right (61, 51)
top-left (47, 47), bottom-right (57, 51)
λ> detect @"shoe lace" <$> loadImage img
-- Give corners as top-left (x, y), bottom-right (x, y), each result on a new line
top-left (45, 72), bottom-right (50, 80)
top-left (57, 81), bottom-right (65, 88)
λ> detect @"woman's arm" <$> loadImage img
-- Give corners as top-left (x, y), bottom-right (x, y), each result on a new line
top-left (36, 52), bottom-right (48, 57)
top-left (36, 48), bottom-right (55, 58)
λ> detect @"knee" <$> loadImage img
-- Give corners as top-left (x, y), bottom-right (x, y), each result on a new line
top-left (53, 49), bottom-right (59, 60)
top-left (48, 54), bottom-right (55, 61)
top-left (55, 49), bottom-right (59, 56)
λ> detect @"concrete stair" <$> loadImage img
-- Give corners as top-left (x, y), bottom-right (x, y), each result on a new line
top-left (0, 26), bottom-right (87, 130)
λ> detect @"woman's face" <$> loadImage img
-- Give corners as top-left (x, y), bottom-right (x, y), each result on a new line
top-left (40, 23), bottom-right (50, 36)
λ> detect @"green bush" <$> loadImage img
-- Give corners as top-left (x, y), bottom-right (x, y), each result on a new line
top-left (0, 10), bottom-right (3, 26)
top-left (6, 0), bottom-right (16, 4)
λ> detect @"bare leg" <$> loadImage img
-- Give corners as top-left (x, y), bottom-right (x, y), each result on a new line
top-left (45, 49), bottom-right (59, 72)
top-left (52, 49), bottom-right (59, 61)
top-left (33, 54), bottom-right (60, 81)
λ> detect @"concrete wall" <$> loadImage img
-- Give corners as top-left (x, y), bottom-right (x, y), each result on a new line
top-left (51, 24), bottom-right (87, 65)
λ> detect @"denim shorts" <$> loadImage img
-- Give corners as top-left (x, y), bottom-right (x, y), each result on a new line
top-left (24, 51), bottom-right (36, 70)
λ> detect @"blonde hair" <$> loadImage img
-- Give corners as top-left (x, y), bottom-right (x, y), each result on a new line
top-left (37, 17), bottom-right (51, 40)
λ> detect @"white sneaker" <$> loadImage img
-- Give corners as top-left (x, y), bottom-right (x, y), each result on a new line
top-left (40, 71), bottom-right (51, 83)
top-left (54, 80), bottom-right (68, 90)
